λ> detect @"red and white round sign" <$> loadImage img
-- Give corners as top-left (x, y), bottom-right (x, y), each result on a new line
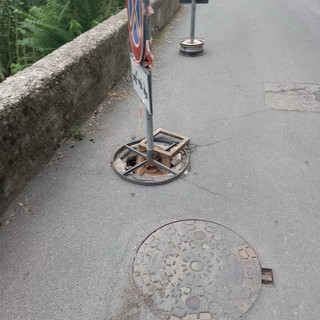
top-left (126, 0), bottom-right (145, 64)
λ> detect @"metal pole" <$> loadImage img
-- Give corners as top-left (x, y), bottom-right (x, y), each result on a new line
top-left (144, 0), bottom-right (154, 163)
top-left (144, 0), bottom-right (152, 42)
top-left (190, 0), bottom-right (197, 43)
top-left (145, 108), bottom-right (154, 162)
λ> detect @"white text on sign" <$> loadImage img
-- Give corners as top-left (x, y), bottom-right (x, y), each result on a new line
top-left (130, 54), bottom-right (153, 114)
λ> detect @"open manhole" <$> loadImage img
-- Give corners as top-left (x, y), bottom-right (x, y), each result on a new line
top-left (133, 220), bottom-right (263, 320)
top-left (113, 136), bottom-right (190, 186)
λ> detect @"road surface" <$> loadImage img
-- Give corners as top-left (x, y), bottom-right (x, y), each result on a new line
top-left (1, 0), bottom-right (320, 319)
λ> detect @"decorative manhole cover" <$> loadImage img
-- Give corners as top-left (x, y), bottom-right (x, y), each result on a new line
top-left (133, 220), bottom-right (262, 320)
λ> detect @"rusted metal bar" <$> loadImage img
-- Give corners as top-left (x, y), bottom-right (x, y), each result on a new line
top-left (125, 145), bottom-right (147, 158)
top-left (153, 160), bottom-right (177, 175)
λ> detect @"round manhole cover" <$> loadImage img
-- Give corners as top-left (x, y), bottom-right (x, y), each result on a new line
top-left (133, 220), bottom-right (262, 320)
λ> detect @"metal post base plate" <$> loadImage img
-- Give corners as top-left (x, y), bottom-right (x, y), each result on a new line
top-left (179, 37), bottom-right (205, 56)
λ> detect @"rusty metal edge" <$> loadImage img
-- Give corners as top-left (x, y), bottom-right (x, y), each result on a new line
top-left (112, 139), bottom-right (190, 186)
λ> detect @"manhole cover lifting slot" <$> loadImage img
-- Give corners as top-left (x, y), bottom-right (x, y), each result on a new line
top-left (261, 268), bottom-right (274, 286)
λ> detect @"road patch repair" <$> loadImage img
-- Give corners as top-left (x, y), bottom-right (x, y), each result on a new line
top-left (264, 83), bottom-right (320, 112)
top-left (133, 220), bottom-right (273, 320)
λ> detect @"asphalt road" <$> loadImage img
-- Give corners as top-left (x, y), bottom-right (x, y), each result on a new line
top-left (1, 0), bottom-right (320, 319)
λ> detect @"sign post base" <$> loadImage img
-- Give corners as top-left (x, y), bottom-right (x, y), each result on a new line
top-left (179, 37), bottom-right (205, 56)
top-left (179, 0), bottom-right (207, 56)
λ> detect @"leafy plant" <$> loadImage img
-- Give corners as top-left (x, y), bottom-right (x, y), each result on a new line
top-left (0, 0), bottom-right (126, 82)
top-left (0, 0), bottom-right (47, 80)
top-left (0, 61), bottom-right (6, 81)
top-left (18, 3), bottom-right (78, 60)
top-left (106, 0), bottom-right (125, 17)
top-left (70, 125), bottom-right (85, 140)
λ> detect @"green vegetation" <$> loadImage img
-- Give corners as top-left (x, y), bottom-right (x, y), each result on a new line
top-left (0, 0), bottom-right (126, 81)
top-left (70, 125), bottom-right (85, 140)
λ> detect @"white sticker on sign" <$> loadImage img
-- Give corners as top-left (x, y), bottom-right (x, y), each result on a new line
top-left (130, 54), bottom-right (153, 114)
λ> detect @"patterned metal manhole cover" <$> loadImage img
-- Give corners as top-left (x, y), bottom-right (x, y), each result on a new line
top-left (133, 220), bottom-right (262, 320)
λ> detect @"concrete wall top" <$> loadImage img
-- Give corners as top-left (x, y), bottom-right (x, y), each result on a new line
top-left (0, 0), bottom-right (180, 213)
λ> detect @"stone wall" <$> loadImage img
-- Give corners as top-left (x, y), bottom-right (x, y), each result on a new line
top-left (0, 0), bottom-right (180, 213)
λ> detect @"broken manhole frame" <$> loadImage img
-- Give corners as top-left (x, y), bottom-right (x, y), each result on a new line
top-left (113, 131), bottom-right (190, 186)
top-left (132, 219), bottom-right (273, 320)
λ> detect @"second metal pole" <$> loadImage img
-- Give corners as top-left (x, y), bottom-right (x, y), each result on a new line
top-left (190, 0), bottom-right (197, 43)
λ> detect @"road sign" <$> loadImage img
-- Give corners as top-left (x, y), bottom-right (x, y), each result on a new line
top-left (127, 0), bottom-right (145, 63)
top-left (130, 54), bottom-right (153, 114)
top-left (180, 0), bottom-right (209, 3)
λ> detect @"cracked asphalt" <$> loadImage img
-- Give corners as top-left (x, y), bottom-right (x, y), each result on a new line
top-left (1, 0), bottom-right (320, 319)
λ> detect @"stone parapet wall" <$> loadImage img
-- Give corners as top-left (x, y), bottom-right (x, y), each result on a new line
top-left (0, 0), bottom-right (180, 212)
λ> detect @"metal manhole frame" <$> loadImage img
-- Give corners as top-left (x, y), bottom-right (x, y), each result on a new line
top-left (113, 139), bottom-right (191, 186)
top-left (132, 219), bottom-right (263, 320)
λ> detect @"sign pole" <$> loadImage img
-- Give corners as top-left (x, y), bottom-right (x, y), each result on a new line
top-left (179, 0), bottom-right (208, 56)
top-left (113, 0), bottom-right (191, 185)
top-left (145, 108), bottom-right (154, 163)
top-left (143, 0), bottom-right (154, 164)
top-left (190, 0), bottom-right (196, 43)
